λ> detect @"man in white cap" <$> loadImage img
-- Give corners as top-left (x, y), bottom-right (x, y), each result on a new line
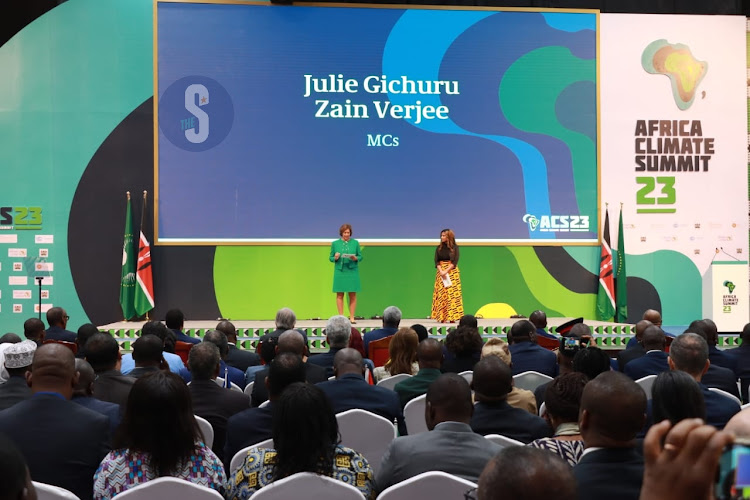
top-left (0, 340), bottom-right (36, 410)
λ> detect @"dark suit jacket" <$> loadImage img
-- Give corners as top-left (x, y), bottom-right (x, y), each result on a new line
top-left (508, 342), bottom-right (558, 377)
top-left (441, 353), bottom-right (480, 374)
top-left (394, 368), bottom-right (442, 409)
top-left (0, 375), bottom-right (32, 411)
top-left (623, 351), bottom-right (669, 380)
top-left (92, 370), bottom-right (136, 412)
top-left (701, 383), bottom-right (740, 430)
top-left (218, 360), bottom-right (246, 389)
top-left (727, 344), bottom-right (750, 401)
top-left (251, 362), bottom-right (327, 407)
top-left (226, 344), bottom-right (260, 373)
top-left (172, 328), bottom-right (200, 344)
top-left (223, 403), bottom-right (274, 472)
top-left (316, 373), bottom-right (406, 435)
top-left (617, 344), bottom-right (646, 372)
top-left (702, 364), bottom-right (740, 400)
top-left (72, 395), bottom-right (121, 435)
top-left (45, 325), bottom-right (77, 343)
top-left (308, 347), bottom-right (345, 378)
top-left (709, 346), bottom-right (739, 376)
top-left (470, 401), bottom-right (552, 443)
top-left (189, 379), bottom-right (250, 455)
top-left (363, 327), bottom-right (398, 357)
top-left (573, 447), bottom-right (644, 500)
top-left (0, 393), bottom-right (110, 500)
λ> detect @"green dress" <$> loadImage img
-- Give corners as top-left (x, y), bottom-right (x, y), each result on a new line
top-left (329, 238), bottom-right (362, 292)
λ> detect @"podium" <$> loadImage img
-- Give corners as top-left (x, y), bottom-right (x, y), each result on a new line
top-left (702, 260), bottom-right (749, 332)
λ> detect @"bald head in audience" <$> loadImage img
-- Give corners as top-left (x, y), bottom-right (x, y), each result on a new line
top-left (332, 348), bottom-right (364, 378)
top-left (472, 356), bottom-right (512, 403)
top-left (633, 319), bottom-right (652, 344)
top-left (73, 358), bottom-right (96, 397)
top-left (277, 329), bottom-right (307, 358)
top-left (28, 344), bottom-right (78, 399)
top-left (641, 325), bottom-right (666, 352)
top-left (416, 338), bottom-right (443, 370)
top-left (266, 352), bottom-right (306, 401)
top-left (643, 309), bottom-right (662, 327)
top-left (478, 447), bottom-right (576, 500)
top-left (215, 320), bottom-right (237, 343)
top-left (668, 332), bottom-right (710, 381)
top-left (425, 373), bottom-right (474, 430)
top-left (579, 371), bottom-right (647, 448)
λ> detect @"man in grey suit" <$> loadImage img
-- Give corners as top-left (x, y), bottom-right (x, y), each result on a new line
top-left (375, 373), bottom-right (502, 492)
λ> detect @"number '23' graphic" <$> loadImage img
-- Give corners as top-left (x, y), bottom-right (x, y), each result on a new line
top-left (635, 177), bottom-right (676, 214)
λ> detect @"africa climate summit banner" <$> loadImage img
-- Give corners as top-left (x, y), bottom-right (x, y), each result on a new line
top-left (600, 15), bottom-right (748, 282)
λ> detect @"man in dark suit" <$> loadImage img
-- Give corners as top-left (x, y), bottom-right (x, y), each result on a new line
top-left (394, 338), bottom-right (443, 408)
top-left (727, 322), bottom-right (750, 402)
top-left (623, 326), bottom-right (669, 380)
top-left (625, 309), bottom-right (662, 349)
top-left (693, 319), bottom-right (739, 375)
top-left (308, 315), bottom-right (351, 378)
top-left (166, 308), bottom-right (200, 344)
top-left (203, 329), bottom-right (246, 389)
top-left (363, 306), bottom-right (401, 357)
top-left (573, 371), bottom-right (647, 500)
top-left (75, 323), bottom-right (99, 359)
top-left (0, 344), bottom-right (110, 500)
top-left (507, 320), bottom-right (558, 377)
top-left (72, 358), bottom-right (121, 435)
top-left (0, 340), bottom-right (35, 410)
top-left (85, 332), bottom-right (136, 410)
top-left (23, 317), bottom-right (45, 346)
top-left (529, 310), bottom-right (559, 340)
top-left (187, 342), bottom-right (249, 455)
top-left (251, 330), bottom-right (326, 407)
top-left (217, 320), bottom-right (260, 373)
top-left (317, 348), bottom-right (406, 435)
top-left (376, 374), bottom-right (503, 490)
top-left (669, 332), bottom-right (740, 429)
top-left (684, 325), bottom-right (741, 400)
top-left (127, 334), bottom-right (163, 379)
top-left (224, 352), bottom-right (306, 470)
top-left (44, 307), bottom-right (76, 343)
top-left (617, 320), bottom-right (651, 372)
top-left (470, 356), bottom-right (551, 443)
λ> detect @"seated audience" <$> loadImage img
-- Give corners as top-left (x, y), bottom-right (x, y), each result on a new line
top-left (470, 356), bottom-right (551, 443)
top-left (250, 330), bottom-right (326, 407)
top-left (571, 346), bottom-right (612, 381)
top-left (227, 382), bottom-right (375, 499)
top-left (224, 352), bottom-right (307, 469)
top-left (245, 307), bottom-right (306, 383)
top-left (0, 434), bottom-right (37, 500)
top-left (529, 310), bottom-right (560, 340)
top-left (528, 372), bottom-right (588, 465)
top-left (376, 374), bottom-right (502, 490)
top-left (0, 333), bottom-right (21, 344)
top-left (693, 318), bottom-right (738, 375)
top-left (626, 309), bottom-right (662, 348)
top-left (0, 340), bottom-right (35, 410)
top-left (121, 321), bottom-right (188, 377)
top-left (347, 326), bottom-right (366, 357)
top-left (127, 334), bottom-right (164, 379)
top-left (573, 371), bottom-right (647, 500)
top-left (651, 370), bottom-right (706, 426)
top-left (166, 308), bottom-right (200, 344)
top-left (668, 332), bottom-right (740, 429)
top-left (86, 332), bottom-right (136, 410)
top-left (507, 320), bottom-right (557, 377)
top-left (534, 325), bottom-right (590, 407)
top-left (23, 317), bottom-right (45, 346)
top-left (442, 325), bottom-right (483, 373)
top-left (684, 325), bottom-right (740, 399)
top-left (72, 358), bottom-right (121, 435)
top-left (728, 322), bottom-right (750, 402)
top-left (217, 320), bottom-right (260, 373)
top-left (0, 344), bottom-right (110, 500)
top-left (617, 320), bottom-right (651, 372)
top-left (481, 338), bottom-right (537, 414)
top-left (308, 315), bottom-right (352, 378)
top-left (203, 329), bottom-right (246, 389)
top-left (187, 342), bottom-right (250, 456)
top-left (477, 446), bottom-right (577, 500)
top-left (372, 327), bottom-right (419, 383)
top-left (44, 307), bottom-right (77, 343)
top-left (317, 348), bottom-right (406, 435)
top-left (623, 326), bottom-right (669, 380)
top-left (410, 323), bottom-right (429, 343)
top-left (75, 323), bottom-right (100, 358)
top-left (393, 338), bottom-right (444, 408)
top-left (93, 371), bottom-right (225, 498)
top-left (363, 306), bottom-right (401, 357)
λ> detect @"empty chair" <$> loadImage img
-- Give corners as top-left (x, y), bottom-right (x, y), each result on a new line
top-left (484, 434), bottom-right (524, 449)
top-left (458, 371), bottom-right (473, 384)
top-left (512, 371), bottom-right (553, 392)
top-left (336, 409), bottom-right (397, 473)
top-left (114, 477), bottom-right (223, 500)
top-left (369, 335), bottom-right (394, 368)
top-left (243, 381), bottom-right (254, 398)
top-left (33, 482), bottom-right (80, 500)
top-left (174, 341), bottom-right (194, 364)
top-left (195, 415), bottom-right (214, 448)
top-left (376, 471), bottom-right (477, 500)
top-left (635, 374), bottom-right (657, 399)
top-left (709, 387), bottom-right (742, 406)
top-left (252, 472), bottom-right (364, 500)
top-left (229, 438), bottom-right (274, 475)
top-left (377, 373), bottom-right (412, 391)
top-left (403, 394), bottom-right (428, 435)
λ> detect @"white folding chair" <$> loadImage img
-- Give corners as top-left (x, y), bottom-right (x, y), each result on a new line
top-left (742, 402), bottom-right (750, 410)
top-left (376, 471), bottom-right (477, 500)
top-left (244, 381), bottom-right (254, 398)
top-left (214, 377), bottom-right (243, 393)
top-left (252, 471), bottom-right (364, 500)
top-left (538, 401), bottom-right (546, 418)
top-left (403, 394), bottom-right (428, 435)
top-left (114, 477), bottom-right (223, 499)
top-left (336, 409), bottom-right (397, 473)
top-left (512, 371), bottom-right (553, 392)
top-left (194, 415), bottom-right (214, 448)
top-left (259, 400), bottom-right (270, 408)
top-left (377, 373), bottom-right (412, 391)
top-left (484, 434), bottom-right (524, 448)
top-left (709, 387), bottom-right (742, 406)
top-left (33, 482), bottom-right (79, 500)
top-left (635, 374), bottom-right (657, 399)
top-left (458, 371), bottom-right (473, 384)
top-left (229, 438), bottom-right (274, 475)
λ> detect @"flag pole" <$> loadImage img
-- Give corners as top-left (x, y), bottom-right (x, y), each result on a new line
top-left (140, 190), bottom-right (149, 321)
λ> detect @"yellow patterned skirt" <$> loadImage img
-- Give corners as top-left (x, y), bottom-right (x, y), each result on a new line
top-left (431, 261), bottom-right (464, 322)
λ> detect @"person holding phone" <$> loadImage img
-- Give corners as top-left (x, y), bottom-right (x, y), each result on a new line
top-left (431, 229), bottom-right (464, 323)
top-left (329, 224), bottom-right (362, 324)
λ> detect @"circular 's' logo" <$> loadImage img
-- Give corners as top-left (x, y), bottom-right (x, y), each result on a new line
top-left (159, 76), bottom-right (234, 152)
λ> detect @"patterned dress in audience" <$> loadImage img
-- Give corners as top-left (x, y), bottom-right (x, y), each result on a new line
top-left (227, 446), bottom-right (375, 499)
top-left (92, 442), bottom-right (226, 499)
top-left (527, 438), bottom-right (585, 467)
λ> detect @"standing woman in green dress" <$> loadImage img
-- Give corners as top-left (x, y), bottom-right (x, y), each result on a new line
top-left (329, 223), bottom-right (362, 323)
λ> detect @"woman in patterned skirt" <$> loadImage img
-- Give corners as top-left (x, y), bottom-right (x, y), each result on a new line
top-left (329, 223), bottom-right (362, 324)
top-left (431, 229), bottom-right (464, 323)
